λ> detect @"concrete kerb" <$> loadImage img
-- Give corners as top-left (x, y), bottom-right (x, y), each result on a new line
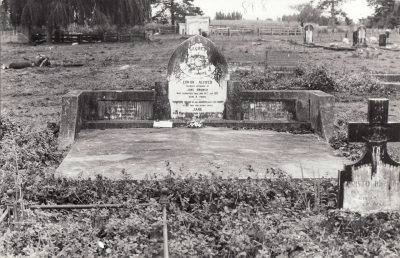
top-left (58, 85), bottom-right (335, 149)
top-left (373, 74), bottom-right (400, 94)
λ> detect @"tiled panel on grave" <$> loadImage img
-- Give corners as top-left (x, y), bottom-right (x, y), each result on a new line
top-left (241, 100), bottom-right (296, 121)
top-left (97, 101), bottom-right (153, 120)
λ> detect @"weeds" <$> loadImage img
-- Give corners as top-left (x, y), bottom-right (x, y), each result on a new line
top-left (1, 117), bottom-right (400, 257)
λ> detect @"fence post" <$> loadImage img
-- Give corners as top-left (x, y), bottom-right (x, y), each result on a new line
top-left (159, 188), bottom-right (170, 258)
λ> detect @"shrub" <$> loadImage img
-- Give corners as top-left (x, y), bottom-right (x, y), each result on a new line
top-left (0, 116), bottom-right (62, 194)
top-left (2, 173), bottom-right (400, 257)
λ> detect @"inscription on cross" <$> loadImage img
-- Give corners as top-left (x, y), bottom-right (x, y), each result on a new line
top-left (338, 98), bottom-right (400, 212)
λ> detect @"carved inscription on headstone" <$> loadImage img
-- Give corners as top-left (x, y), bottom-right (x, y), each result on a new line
top-left (241, 100), bottom-right (296, 121)
top-left (338, 99), bottom-right (400, 212)
top-left (167, 35), bottom-right (229, 119)
top-left (97, 101), bottom-right (153, 120)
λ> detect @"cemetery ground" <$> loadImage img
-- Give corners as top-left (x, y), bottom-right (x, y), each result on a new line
top-left (1, 34), bottom-right (400, 257)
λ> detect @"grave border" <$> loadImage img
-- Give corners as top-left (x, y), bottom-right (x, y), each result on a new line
top-left (59, 87), bottom-right (335, 149)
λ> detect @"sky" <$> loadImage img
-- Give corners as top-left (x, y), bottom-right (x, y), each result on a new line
top-left (192, 0), bottom-right (376, 22)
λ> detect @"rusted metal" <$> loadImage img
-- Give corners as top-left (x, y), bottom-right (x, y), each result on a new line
top-left (27, 203), bottom-right (150, 210)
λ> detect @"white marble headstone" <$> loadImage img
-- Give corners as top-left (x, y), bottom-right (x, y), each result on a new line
top-left (167, 35), bottom-right (229, 120)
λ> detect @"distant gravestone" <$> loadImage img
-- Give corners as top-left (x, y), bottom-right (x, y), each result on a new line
top-left (352, 31), bottom-right (358, 46)
top-left (265, 51), bottom-right (298, 73)
top-left (167, 35), bottom-right (229, 119)
top-left (386, 29), bottom-right (390, 43)
top-left (338, 99), bottom-right (400, 212)
top-left (304, 24), bottom-right (313, 44)
top-left (356, 25), bottom-right (367, 47)
top-left (379, 34), bottom-right (387, 47)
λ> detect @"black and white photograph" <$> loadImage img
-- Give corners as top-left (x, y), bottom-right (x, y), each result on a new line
top-left (1, 0), bottom-right (400, 257)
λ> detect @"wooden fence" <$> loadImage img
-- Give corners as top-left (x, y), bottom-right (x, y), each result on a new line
top-left (32, 32), bottom-right (147, 44)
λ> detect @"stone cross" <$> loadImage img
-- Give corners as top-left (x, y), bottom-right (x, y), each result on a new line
top-left (338, 99), bottom-right (400, 212)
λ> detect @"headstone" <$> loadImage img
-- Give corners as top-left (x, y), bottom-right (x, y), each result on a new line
top-left (379, 34), bottom-right (387, 47)
top-left (167, 35), bottom-right (229, 119)
top-left (386, 29), bottom-right (390, 43)
top-left (338, 99), bottom-right (400, 212)
top-left (356, 25), bottom-right (367, 46)
top-left (352, 31), bottom-right (358, 46)
top-left (265, 51), bottom-right (298, 73)
top-left (304, 24), bottom-right (313, 44)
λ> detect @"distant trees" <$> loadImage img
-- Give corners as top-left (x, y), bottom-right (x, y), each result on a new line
top-left (1, 0), bottom-right (152, 43)
top-left (317, 0), bottom-right (352, 29)
top-left (282, 14), bottom-right (299, 23)
top-left (152, 0), bottom-right (204, 25)
top-left (290, 3), bottom-right (322, 24)
top-left (214, 11), bottom-right (243, 20)
top-left (365, 0), bottom-right (400, 28)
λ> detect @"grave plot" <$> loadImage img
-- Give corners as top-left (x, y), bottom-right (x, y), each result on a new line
top-left (55, 35), bottom-right (346, 179)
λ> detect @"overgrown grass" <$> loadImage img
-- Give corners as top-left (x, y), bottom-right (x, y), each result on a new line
top-left (1, 171), bottom-right (400, 257)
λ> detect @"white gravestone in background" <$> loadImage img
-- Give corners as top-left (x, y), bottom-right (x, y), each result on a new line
top-left (304, 24), bottom-right (313, 44)
top-left (167, 35), bottom-right (229, 119)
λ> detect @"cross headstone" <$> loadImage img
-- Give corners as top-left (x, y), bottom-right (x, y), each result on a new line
top-left (304, 24), bottom-right (313, 44)
top-left (167, 35), bottom-right (229, 119)
top-left (338, 99), bottom-right (400, 212)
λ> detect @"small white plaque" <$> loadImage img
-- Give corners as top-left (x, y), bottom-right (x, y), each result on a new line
top-left (153, 121), bottom-right (173, 128)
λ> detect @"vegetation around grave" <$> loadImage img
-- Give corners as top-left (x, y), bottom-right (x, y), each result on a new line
top-left (1, 33), bottom-right (400, 257)
top-left (1, 115), bottom-right (400, 258)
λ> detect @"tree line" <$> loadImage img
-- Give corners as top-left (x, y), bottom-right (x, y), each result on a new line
top-left (214, 11), bottom-right (243, 20)
top-left (0, 0), bottom-right (204, 42)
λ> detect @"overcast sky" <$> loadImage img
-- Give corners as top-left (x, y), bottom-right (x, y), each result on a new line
top-left (192, 0), bottom-right (375, 22)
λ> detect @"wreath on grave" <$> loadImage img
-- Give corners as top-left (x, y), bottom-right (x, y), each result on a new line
top-left (211, 63), bottom-right (223, 84)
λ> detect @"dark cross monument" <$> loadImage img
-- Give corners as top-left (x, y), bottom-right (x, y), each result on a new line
top-left (338, 99), bottom-right (400, 212)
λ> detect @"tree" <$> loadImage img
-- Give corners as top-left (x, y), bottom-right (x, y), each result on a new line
top-left (152, 0), bottom-right (203, 25)
top-left (214, 11), bottom-right (242, 20)
top-left (2, 0), bottom-right (151, 43)
top-left (366, 0), bottom-right (399, 28)
top-left (290, 3), bottom-right (322, 24)
top-left (317, 0), bottom-right (353, 29)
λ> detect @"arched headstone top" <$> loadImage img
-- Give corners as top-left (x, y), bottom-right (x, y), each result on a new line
top-left (357, 25), bottom-right (366, 31)
top-left (304, 24), bottom-right (314, 31)
top-left (167, 35), bottom-right (229, 83)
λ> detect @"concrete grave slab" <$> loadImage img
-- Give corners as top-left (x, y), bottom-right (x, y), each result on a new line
top-left (56, 127), bottom-right (349, 180)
